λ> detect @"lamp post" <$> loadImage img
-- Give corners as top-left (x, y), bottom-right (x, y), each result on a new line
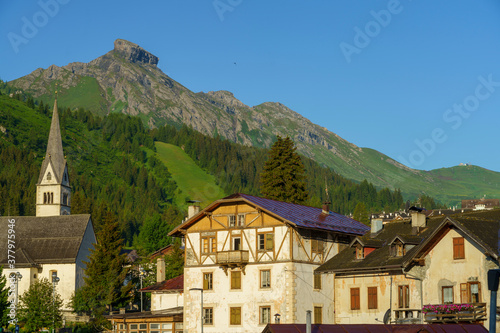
top-left (190, 288), bottom-right (204, 333)
top-left (139, 267), bottom-right (145, 312)
top-left (52, 272), bottom-right (60, 333)
top-left (9, 272), bottom-right (22, 306)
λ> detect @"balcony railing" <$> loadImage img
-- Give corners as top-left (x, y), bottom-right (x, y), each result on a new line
top-left (216, 250), bottom-right (249, 265)
top-left (394, 309), bottom-right (422, 324)
top-left (423, 303), bottom-right (486, 323)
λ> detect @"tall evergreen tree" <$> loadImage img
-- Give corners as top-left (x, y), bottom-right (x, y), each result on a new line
top-left (353, 202), bottom-right (370, 225)
top-left (72, 211), bottom-right (132, 326)
top-left (0, 266), bottom-right (9, 327)
top-left (260, 136), bottom-right (309, 204)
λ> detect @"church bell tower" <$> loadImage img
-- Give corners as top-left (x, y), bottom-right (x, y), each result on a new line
top-left (36, 97), bottom-right (71, 216)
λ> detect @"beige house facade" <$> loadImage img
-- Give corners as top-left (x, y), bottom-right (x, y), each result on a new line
top-left (169, 194), bottom-right (369, 333)
top-left (317, 208), bottom-right (500, 329)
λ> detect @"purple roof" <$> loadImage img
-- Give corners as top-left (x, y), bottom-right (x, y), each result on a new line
top-left (228, 194), bottom-right (370, 236)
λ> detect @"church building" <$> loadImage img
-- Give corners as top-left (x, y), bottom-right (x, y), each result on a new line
top-left (0, 98), bottom-right (96, 321)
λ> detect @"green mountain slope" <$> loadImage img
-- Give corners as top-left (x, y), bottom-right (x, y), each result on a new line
top-left (7, 39), bottom-right (500, 205)
top-left (154, 142), bottom-right (226, 209)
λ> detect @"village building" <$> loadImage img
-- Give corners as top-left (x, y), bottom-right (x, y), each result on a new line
top-left (316, 208), bottom-right (500, 329)
top-left (108, 270), bottom-right (184, 333)
top-left (462, 198), bottom-right (500, 211)
top-left (0, 98), bottom-right (96, 321)
top-left (168, 193), bottom-right (369, 333)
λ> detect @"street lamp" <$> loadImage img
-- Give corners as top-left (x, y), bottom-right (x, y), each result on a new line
top-left (190, 288), bottom-right (204, 333)
top-left (52, 272), bottom-right (60, 333)
top-left (274, 313), bottom-right (281, 324)
top-left (139, 267), bottom-right (145, 312)
top-left (9, 272), bottom-right (22, 306)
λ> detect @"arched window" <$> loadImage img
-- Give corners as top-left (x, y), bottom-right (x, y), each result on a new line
top-left (63, 193), bottom-right (68, 205)
top-left (64, 172), bottom-right (68, 182)
top-left (50, 192), bottom-right (54, 204)
top-left (47, 172), bottom-right (52, 181)
top-left (43, 192), bottom-right (47, 204)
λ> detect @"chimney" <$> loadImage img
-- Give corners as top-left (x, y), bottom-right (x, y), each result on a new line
top-left (371, 218), bottom-right (383, 235)
top-left (411, 211), bottom-right (426, 228)
top-left (306, 310), bottom-right (312, 333)
top-left (322, 202), bottom-right (330, 215)
top-left (157, 257), bottom-right (165, 283)
top-left (188, 205), bottom-right (200, 218)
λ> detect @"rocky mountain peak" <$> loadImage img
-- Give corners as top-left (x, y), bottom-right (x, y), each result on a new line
top-left (206, 90), bottom-right (248, 108)
top-left (113, 39), bottom-right (159, 66)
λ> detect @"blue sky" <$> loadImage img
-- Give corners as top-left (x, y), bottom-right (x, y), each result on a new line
top-left (1, 1), bottom-right (500, 172)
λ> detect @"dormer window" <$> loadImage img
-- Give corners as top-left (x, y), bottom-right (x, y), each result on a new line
top-left (396, 244), bottom-right (405, 256)
top-left (47, 172), bottom-right (52, 181)
top-left (391, 240), bottom-right (406, 257)
top-left (356, 245), bottom-right (364, 259)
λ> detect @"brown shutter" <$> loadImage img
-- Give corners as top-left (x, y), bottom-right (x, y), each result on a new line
top-left (351, 288), bottom-right (360, 310)
top-left (460, 283), bottom-right (468, 303)
top-left (368, 287), bottom-right (377, 309)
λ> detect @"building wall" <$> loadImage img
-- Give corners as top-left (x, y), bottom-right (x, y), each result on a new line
top-left (36, 164), bottom-right (70, 217)
top-left (334, 273), bottom-right (419, 324)
top-left (420, 228), bottom-right (499, 329)
top-left (293, 263), bottom-right (335, 324)
top-left (5, 263), bottom-right (76, 312)
top-left (151, 292), bottom-right (183, 312)
top-left (75, 220), bottom-right (96, 290)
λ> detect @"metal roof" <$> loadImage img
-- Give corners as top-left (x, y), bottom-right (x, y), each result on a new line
top-left (228, 193), bottom-right (369, 235)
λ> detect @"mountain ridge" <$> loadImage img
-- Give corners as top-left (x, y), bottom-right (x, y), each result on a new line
top-left (8, 38), bottom-right (500, 204)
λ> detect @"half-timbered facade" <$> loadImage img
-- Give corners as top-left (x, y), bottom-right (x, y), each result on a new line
top-left (169, 193), bottom-right (369, 333)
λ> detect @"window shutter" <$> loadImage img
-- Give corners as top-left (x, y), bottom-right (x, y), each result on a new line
top-left (351, 288), bottom-right (360, 310)
top-left (266, 234), bottom-right (274, 250)
top-left (368, 287), bottom-right (377, 309)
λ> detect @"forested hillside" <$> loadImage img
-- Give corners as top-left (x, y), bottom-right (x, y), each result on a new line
top-left (0, 88), bottom-right (436, 251)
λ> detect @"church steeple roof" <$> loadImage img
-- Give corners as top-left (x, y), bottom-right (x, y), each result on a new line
top-left (37, 98), bottom-right (67, 184)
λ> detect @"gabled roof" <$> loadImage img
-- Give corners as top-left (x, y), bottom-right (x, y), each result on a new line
top-left (38, 98), bottom-right (67, 184)
top-left (169, 193), bottom-right (369, 236)
top-left (0, 215), bottom-right (93, 267)
top-left (140, 275), bottom-right (184, 292)
top-left (316, 209), bottom-right (500, 275)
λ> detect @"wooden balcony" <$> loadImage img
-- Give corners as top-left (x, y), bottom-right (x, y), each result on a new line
top-left (424, 303), bottom-right (486, 323)
top-left (216, 250), bottom-right (249, 274)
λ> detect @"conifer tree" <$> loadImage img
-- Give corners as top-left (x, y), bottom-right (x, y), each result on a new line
top-left (260, 136), bottom-right (309, 204)
top-left (353, 202), bottom-right (370, 225)
top-left (72, 211), bottom-right (132, 325)
top-left (0, 266), bottom-right (9, 327)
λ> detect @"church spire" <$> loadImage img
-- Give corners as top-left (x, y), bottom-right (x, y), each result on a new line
top-left (36, 96), bottom-right (71, 216)
top-left (38, 97), bottom-right (66, 184)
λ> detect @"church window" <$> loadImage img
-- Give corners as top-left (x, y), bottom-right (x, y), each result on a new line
top-left (47, 172), bottom-right (51, 181)
top-left (64, 172), bottom-right (68, 182)
top-left (44, 193), bottom-right (47, 204)
top-left (50, 192), bottom-right (54, 204)
top-left (63, 193), bottom-right (68, 206)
